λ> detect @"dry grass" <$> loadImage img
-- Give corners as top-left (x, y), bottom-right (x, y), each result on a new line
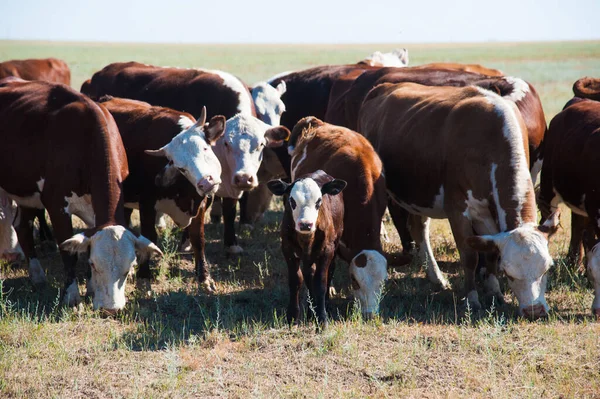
top-left (1, 40), bottom-right (600, 398)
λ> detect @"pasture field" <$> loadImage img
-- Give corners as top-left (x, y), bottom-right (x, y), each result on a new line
top-left (1, 40), bottom-right (600, 398)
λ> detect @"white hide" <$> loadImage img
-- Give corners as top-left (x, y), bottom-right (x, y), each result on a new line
top-left (362, 49), bottom-right (409, 67)
top-left (349, 250), bottom-right (388, 316)
top-left (585, 244), bottom-right (600, 312)
top-left (0, 188), bottom-right (23, 261)
top-left (155, 199), bottom-right (193, 228)
top-left (214, 114), bottom-right (272, 199)
top-left (61, 226), bottom-right (162, 311)
top-left (251, 81), bottom-right (286, 126)
top-left (503, 76), bottom-right (530, 103)
top-left (64, 192), bottom-right (95, 227)
top-left (288, 178), bottom-right (322, 234)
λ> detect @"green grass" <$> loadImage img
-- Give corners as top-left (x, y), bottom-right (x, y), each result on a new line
top-left (1, 40), bottom-right (600, 398)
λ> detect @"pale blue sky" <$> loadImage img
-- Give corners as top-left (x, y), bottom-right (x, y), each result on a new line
top-left (1, 0), bottom-right (598, 43)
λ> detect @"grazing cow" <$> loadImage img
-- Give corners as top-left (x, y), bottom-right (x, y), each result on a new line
top-left (287, 117), bottom-right (388, 316)
top-left (0, 78), bottom-right (161, 311)
top-left (96, 97), bottom-right (225, 289)
top-left (82, 62), bottom-right (289, 253)
top-left (0, 58), bottom-right (71, 85)
top-left (0, 188), bottom-right (23, 263)
top-left (537, 79), bottom-right (600, 315)
top-left (358, 48), bottom-right (409, 67)
top-left (268, 170), bottom-right (347, 327)
top-left (415, 62), bottom-right (503, 77)
top-left (359, 82), bottom-right (559, 318)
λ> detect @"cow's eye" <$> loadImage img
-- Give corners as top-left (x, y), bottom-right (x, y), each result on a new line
top-left (224, 141), bottom-right (229, 148)
top-left (315, 198), bottom-right (322, 210)
top-left (289, 197), bottom-right (297, 210)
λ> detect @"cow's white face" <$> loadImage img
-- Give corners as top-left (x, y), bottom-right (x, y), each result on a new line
top-left (350, 250), bottom-right (388, 317)
top-left (216, 114), bottom-right (289, 197)
top-left (362, 48), bottom-right (409, 67)
top-left (0, 190), bottom-right (22, 262)
top-left (61, 226), bottom-right (162, 312)
top-left (467, 214), bottom-right (559, 318)
top-left (252, 81), bottom-right (286, 126)
top-left (147, 112), bottom-right (225, 196)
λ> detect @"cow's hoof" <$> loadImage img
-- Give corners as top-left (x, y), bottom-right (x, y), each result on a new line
top-left (464, 290), bottom-right (482, 312)
top-left (63, 281), bottom-right (82, 307)
top-left (29, 260), bottom-right (47, 288)
top-left (179, 239), bottom-right (192, 252)
top-left (199, 277), bottom-right (217, 293)
top-left (226, 245), bottom-right (244, 255)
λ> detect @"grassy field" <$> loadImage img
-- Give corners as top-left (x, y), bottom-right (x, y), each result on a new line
top-left (1, 40), bottom-right (600, 398)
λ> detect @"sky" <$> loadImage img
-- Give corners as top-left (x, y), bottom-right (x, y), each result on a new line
top-left (1, 0), bottom-right (599, 43)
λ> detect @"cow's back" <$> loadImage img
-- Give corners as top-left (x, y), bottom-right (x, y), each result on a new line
top-left (0, 58), bottom-right (71, 85)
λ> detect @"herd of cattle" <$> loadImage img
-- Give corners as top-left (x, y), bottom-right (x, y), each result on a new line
top-left (0, 50), bottom-right (599, 324)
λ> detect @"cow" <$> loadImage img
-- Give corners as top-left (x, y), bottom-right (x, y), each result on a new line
top-left (414, 62), bottom-right (503, 77)
top-left (0, 188), bottom-right (23, 263)
top-left (537, 78), bottom-right (600, 315)
top-left (82, 62), bottom-right (289, 254)
top-left (95, 97), bottom-right (225, 290)
top-left (357, 48), bottom-right (409, 67)
top-left (0, 78), bottom-right (161, 311)
top-left (359, 82), bottom-right (559, 319)
top-left (0, 58), bottom-right (71, 85)
top-left (268, 170), bottom-right (347, 327)
top-left (286, 117), bottom-right (388, 316)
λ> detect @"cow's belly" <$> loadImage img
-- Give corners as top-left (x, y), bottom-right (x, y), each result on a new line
top-left (388, 186), bottom-right (447, 219)
top-left (552, 187), bottom-right (588, 217)
top-left (125, 200), bottom-right (193, 228)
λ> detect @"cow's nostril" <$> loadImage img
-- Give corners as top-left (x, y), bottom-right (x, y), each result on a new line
top-left (248, 176), bottom-right (254, 184)
top-left (207, 175), bottom-right (213, 182)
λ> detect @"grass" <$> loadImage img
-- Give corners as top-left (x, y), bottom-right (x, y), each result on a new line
top-left (1, 40), bottom-right (600, 398)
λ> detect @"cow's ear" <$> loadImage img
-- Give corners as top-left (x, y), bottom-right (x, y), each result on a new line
top-left (276, 81), bottom-right (286, 96)
top-left (265, 126), bottom-right (290, 148)
top-left (538, 209), bottom-right (560, 238)
top-left (267, 179), bottom-right (290, 196)
top-left (134, 234), bottom-right (163, 263)
top-left (60, 233), bottom-right (91, 254)
top-left (321, 179), bottom-right (346, 196)
top-left (583, 230), bottom-right (599, 253)
top-left (466, 236), bottom-right (499, 253)
top-left (205, 115), bottom-right (226, 145)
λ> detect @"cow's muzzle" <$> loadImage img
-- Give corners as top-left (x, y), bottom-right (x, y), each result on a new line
top-left (233, 173), bottom-right (256, 190)
top-left (521, 303), bottom-right (548, 320)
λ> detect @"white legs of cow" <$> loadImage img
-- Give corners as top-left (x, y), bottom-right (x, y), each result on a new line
top-left (409, 215), bottom-right (451, 290)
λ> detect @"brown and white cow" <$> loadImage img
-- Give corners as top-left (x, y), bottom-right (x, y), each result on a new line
top-left (268, 170), bottom-right (347, 327)
top-left (359, 82), bottom-right (559, 318)
top-left (286, 117), bottom-right (388, 316)
top-left (82, 62), bottom-right (289, 254)
top-left (414, 62), bottom-right (503, 77)
top-left (0, 78), bottom-right (161, 311)
top-left (95, 97), bottom-right (225, 290)
top-left (538, 78), bottom-right (600, 315)
top-left (0, 58), bottom-right (71, 85)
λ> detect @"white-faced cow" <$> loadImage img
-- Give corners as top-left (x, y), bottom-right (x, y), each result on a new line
top-left (359, 82), bottom-right (559, 318)
top-left (268, 170), bottom-right (347, 327)
top-left (0, 78), bottom-right (161, 312)
top-left (538, 77), bottom-right (600, 316)
top-left (82, 62), bottom-right (289, 254)
top-left (357, 48), bottom-right (409, 67)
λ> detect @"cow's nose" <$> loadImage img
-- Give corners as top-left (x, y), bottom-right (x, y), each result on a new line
top-left (521, 304), bottom-right (548, 320)
top-left (197, 175), bottom-right (219, 194)
top-left (298, 222), bottom-right (313, 231)
top-left (233, 174), bottom-right (255, 189)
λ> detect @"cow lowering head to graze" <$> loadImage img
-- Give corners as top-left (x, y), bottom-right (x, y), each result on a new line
top-left (0, 188), bottom-right (23, 263)
top-left (0, 58), bottom-right (71, 86)
top-left (537, 81), bottom-right (600, 316)
top-left (287, 116), bottom-right (389, 316)
top-left (359, 82), bottom-right (558, 319)
top-left (0, 78), bottom-right (161, 312)
top-left (358, 48), bottom-right (409, 67)
top-left (95, 97), bottom-right (225, 290)
top-left (268, 170), bottom-right (347, 328)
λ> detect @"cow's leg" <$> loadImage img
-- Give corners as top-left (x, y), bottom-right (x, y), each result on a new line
top-left (239, 191), bottom-right (250, 226)
top-left (327, 255), bottom-right (337, 299)
top-left (15, 207), bottom-right (46, 287)
top-left (388, 200), bottom-right (415, 254)
top-left (222, 197), bottom-right (242, 254)
top-left (210, 196), bottom-right (222, 224)
top-left (567, 212), bottom-right (587, 268)
top-left (124, 207), bottom-right (134, 229)
top-left (448, 213), bottom-right (481, 311)
top-left (482, 251), bottom-right (505, 306)
top-left (45, 206), bottom-right (80, 307)
top-left (189, 199), bottom-right (215, 292)
top-left (408, 214), bottom-right (450, 289)
top-left (311, 252), bottom-right (334, 328)
top-left (35, 209), bottom-right (53, 243)
top-left (283, 243), bottom-right (302, 325)
top-left (136, 200), bottom-right (158, 279)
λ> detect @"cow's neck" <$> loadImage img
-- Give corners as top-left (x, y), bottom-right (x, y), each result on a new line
top-left (491, 160), bottom-right (537, 232)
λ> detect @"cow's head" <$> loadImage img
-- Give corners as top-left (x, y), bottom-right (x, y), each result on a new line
top-left (60, 226), bottom-right (162, 312)
top-left (252, 81), bottom-right (287, 126)
top-left (267, 172), bottom-right (346, 234)
top-left (146, 107), bottom-right (225, 196)
top-left (216, 114), bottom-right (289, 195)
top-left (0, 191), bottom-right (22, 263)
top-left (582, 230), bottom-right (600, 317)
top-left (361, 48), bottom-right (409, 67)
top-left (350, 250), bottom-right (388, 318)
top-left (467, 211), bottom-right (560, 319)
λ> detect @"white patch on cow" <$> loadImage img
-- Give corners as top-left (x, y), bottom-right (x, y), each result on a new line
top-left (64, 192), bottom-right (95, 227)
top-left (290, 145), bottom-right (308, 181)
top-left (585, 243), bottom-right (600, 312)
top-left (178, 115), bottom-right (195, 131)
top-left (209, 70), bottom-right (253, 115)
top-left (530, 157), bottom-right (543, 186)
top-left (350, 250), bottom-right (388, 316)
top-left (36, 178), bottom-right (45, 192)
top-left (214, 114), bottom-right (271, 199)
top-left (28, 258), bottom-right (46, 285)
top-left (503, 76), bottom-right (530, 103)
top-left (155, 199), bottom-right (192, 229)
top-left (362, 48), bottom-right (409, 67)
top-left (63, 279), bottom-right (82, 307)
top-left (251, 81), bottom-right (286, 126)
top-left (7, 191), bottom-right (44, 209)
top-left (289, 178), bottom-right (322, 234)
top-left (463, 189), bottom-right (498, 235)
top-left (490, 163), bottom-right (507, 231)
